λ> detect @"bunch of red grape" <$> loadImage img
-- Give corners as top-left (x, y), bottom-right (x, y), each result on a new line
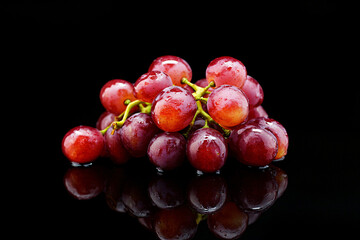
top-left (62, 55), bottom-right (289, 172)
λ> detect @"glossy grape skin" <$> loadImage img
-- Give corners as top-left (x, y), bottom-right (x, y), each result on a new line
top-left (207, 85), bottom-right (249, 128)
top-left (151, 86), bottom-right (197, 132)
top-left (120, 113), bottom-right (161, 158)
top-left (147, 132), bottom-right (186, 171)
top-left (186, 128), bottom-right (228, 173)
top-left (62, 126), bottom-right (104, 164)
top-left (104, 126), bottom-right (131, 164)
top-left (241, 75), bottom-right (264, 107)
top-left (229, 125), bottom-right (278, 167)
top-left (187, 174), bottom-right (227, 214)
top-left (134, 71), bottom-right (173, 103)
top-left (154, 205), bottom-right (198, 240)
top-left (148, 55), bottom-right (192, 86)
top-left (247, 118), bottom-right (289, 160)
top-left (207, 201), bottom-right (248, 240)
top-left (96, 111), bottom-right (116, 130)
top-left (206, 56), bottom-right (247, 88)
top-left (247, 105), bottom-right (268, 120)
top-left (100, 79), bottom-right (137, 115)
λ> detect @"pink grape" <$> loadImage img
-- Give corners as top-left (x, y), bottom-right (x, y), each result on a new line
top-left (148, 55), bottom-right (192, 86)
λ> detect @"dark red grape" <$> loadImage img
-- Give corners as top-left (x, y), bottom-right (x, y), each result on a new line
top-left (154, 205), bottom-right (198, 240)
top-left (134, 71), bottom-right (173, 103)
top-left (100, 79), bottom-right (137, 115)
top-left (229, 124), bottom-right (278, 167)
top-left (247, 117), bottom-right (289, 160)
top-left (104, 126), bottom-right (131, 164)
top-left (120, 113), bottom-right (160, 158)
top-left (206, 56), bottom-right (247, 88)
top-left (62, 126), bottom-right (104, 164)
top-left (241, 75), bottom-right (264, 107)
top-left (96, 111), bottom-right (116, 130)
top-left (148, 55), bottom-right (192, 87)
top-left (186, 128), bottom-right (228, 173)
top-left (207, 201), bottom-right (248, 240)
top-left (207, 85), bottom-right (249, 128)
top-left (151, 86), bottom-right (197, 132)
top-left (247, 105), bottom-right (268, 120)
top-left (147, 132), bottom-right (186, 171)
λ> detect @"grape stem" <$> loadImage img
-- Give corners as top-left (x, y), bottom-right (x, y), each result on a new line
top-left (100, 99), bottom-right (151, 135)
top-left (181, 78), bottom-right (231, 137)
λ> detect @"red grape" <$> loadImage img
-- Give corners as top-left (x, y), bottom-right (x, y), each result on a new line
top-left (207, 201), bottom-right (248, 240)
top-left (151, 86), bottom-right (197, 132)
top-left (147, 132), bottom-right (186, 171)
top-left (96, 111), bottom-right (116, 130)
top-left (241, 75), bottom-right (264, 107)
top-left (247, 105), bottom-right (268, 120)
top-left (120, 113), bottom-right (161, 158)
top-left (148, 55), bottom-right (192, 86)
top-left (247, 118), bottom-right (289, 160)
top-left (186, 128), bottom-right (228, 173)
top-left (206, 56), bottom-right (247, 88)
top-left (207, 85), bottom-right (249, 128)
top-left (104, 125), bottom-right (131, 164)
top-left (134, 71), bottom-right (173, 103)
top-left (99, 79), bottom-right (137, 115)
top-left (62, 126), bottom-right (104, 164)
top-left (229, 124), bottom-right (278, 167)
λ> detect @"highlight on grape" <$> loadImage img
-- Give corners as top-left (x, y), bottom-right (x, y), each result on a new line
top-left (62, 55), bottom-right (289, 172)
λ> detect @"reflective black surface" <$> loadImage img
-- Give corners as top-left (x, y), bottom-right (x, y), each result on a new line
top-left (62, 159), bottom-right (288, 240)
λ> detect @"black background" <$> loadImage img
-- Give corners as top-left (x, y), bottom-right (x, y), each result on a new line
top-left (3, 1), bottom-right (359, 239)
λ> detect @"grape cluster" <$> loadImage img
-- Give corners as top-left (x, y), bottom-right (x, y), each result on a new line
top-left (62, 55), bottom-right (289, 172)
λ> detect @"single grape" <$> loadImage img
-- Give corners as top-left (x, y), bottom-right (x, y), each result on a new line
top-left (207, 201), bottom-right (248, 240)
top-left (147, 132), bottom-right (186, 171)
top-left (207, 85), bottom-right (249, 128)
top-left (99, 79), bottom-right (137, 115)
top-left (104, 125), bottom-right (131, 164)
top-left (134, 71), bottom-right (173, 103)
top-left (120, 113), bottom-right (161, 158)
top-left (206, 56), bottom-right (247, 88)
top-left (96, 111), bottom-right (116, 130)
top-left (247, 105), bottom-right (268, 120)
top-left (154, 205), bottom-right (198, 240)
top-left (186, 128), bottom-right (228, 173)
top-left (247, 118), bottom-right (289, 160)
top-left (148, 55), bottom-right (192, 86)
top-left (229, 124), bottom-right (278, 167)
top-left (62, 126), bottom-right (104, 164)
top-left (151, 86), bottom-right (197, 132)
top-left (241, 75), bottom-right (264, 107)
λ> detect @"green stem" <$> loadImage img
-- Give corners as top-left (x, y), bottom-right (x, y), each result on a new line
top-left (100, 99), bottom-right (145, 135)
